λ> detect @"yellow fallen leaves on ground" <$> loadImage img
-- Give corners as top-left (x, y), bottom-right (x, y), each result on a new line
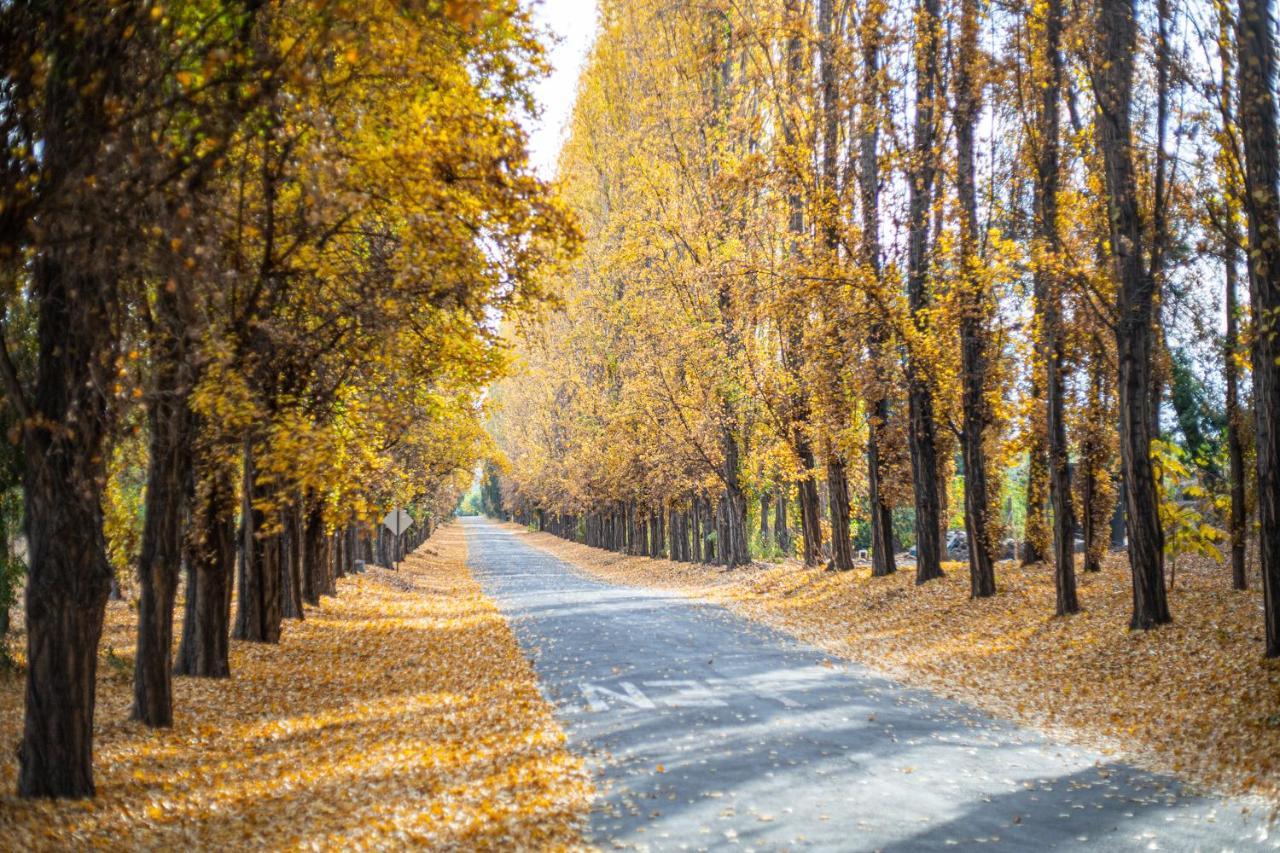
top-left (0, 524), bottom-right (592, 850)
top-left (510, 523), bottom-right (1280, 807)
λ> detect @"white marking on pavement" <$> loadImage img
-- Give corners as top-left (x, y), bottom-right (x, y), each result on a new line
top-left (581, 681), bottom-right (657, 711)
top-left (643, 679), bottom-right (729, 708)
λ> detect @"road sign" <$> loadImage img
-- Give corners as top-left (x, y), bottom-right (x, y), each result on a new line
top-left (382, 508), bottom-right (414, 570)
top-left (383, 508), bottom-right (413, 536)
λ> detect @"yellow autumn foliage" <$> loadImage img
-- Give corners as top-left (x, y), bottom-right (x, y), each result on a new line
top-left (0, 526), bottom-right (592, 849)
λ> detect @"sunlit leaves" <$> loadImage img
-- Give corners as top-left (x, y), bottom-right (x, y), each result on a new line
top-left (0, 526), bottom-right (592, 847)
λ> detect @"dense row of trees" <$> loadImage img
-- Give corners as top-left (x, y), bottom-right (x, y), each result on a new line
top-left (0, 0), bottom-right (570, 798)
top-left (490, 0), bottom-right (1280, 654)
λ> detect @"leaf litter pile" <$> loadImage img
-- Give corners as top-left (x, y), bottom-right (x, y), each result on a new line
top-left (509, 523), bottom-right (1280, 810)
top-left (0, 524), bottom-right (591, 849)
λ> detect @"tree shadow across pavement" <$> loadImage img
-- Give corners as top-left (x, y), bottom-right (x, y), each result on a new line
top-left (461, 516), bottom-right (1276, 851)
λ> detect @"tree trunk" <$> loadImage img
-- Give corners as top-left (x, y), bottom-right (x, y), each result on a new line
top-left (1225, 248), bottom-right (1248, 590)
top-left (175, 446), bottom-right (234, 679)
top-left (18, 257), bottom-right (117, 798)
top-left (1096, 0), bottom-right (1169, 629)
top-left (637, 507), bottom-right (650, 557)
top-left (626, 502), bottom-right (637, 555)
top-left (668, 508), bottom-right (678, 560)
top-left (1035, 0), bottom-right (1077, 614)
top-left (759, 492), bottom-right (771, 544)
top-left (908, 385), bottom-right (944, 584)
top-left (815, 0), bottom-right (853, 575)
top-left (303, 500), bottom-right (327, 604)
top-left (683, 508), bottom-right (691, 561)
top-left (827, 455), bottom-right (854, 570)
top-left (1080, 460), bottom-right (1102, 575)
top-left (684, 508), bottom-right (692, 561)
top-left (867, 406), bottom-right (896, 577)
top-left (715, 496), bottom-right (728, 566)
top-left (1238, 0), bottom-right (1280, 653)
top-left (1110, 478), bottom-right (1128, 548)
top-left (1213, 0), bottom-right (1248, 592)
top-left (333, 528), bottom-right (344, 579)
top-left (796, 436), bottom-right (824, 567)
top-left (281, 502), bottom-right (303, 619)
top-left (720, 432), bottom-right (751, 567)
top-left (907, 0), bottom-right (944, 585)
top-left (774, 484), bottom-right (790, 557)
top-left (857, 1), bottom-right (896, 580)
top-left (961, 340), bottom-right (996, 597)
top-left (1022, 425), bottom-right (1049, 564)
top-left (334, 528), bottom-right (346, 580)
top-left (1047, 324), bottom-right (1078, 613)
top-left (670, 509), bottom-right (679, 561)
top-left (779, 0), bottom-right (821, 572)
top-left (956, 0), bottom-right (995, 598)
top-left (703, 495), bottom-right (717, 564)
top-left (233, 439), bottom-right (283, 642)
top-left (132, 294), bottom-right (194, 724)
top-left (1078, 348), bottom-right (1111, 574)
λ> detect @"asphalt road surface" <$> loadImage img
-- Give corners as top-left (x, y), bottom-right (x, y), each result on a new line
top-left (461, 517), bottom-right (1275, 852)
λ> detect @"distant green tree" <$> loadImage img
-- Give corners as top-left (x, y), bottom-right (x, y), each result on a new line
top-left (480, 461), bottom-right (505, 519)
top-left (1169, 349), bottom-right (1225, 475)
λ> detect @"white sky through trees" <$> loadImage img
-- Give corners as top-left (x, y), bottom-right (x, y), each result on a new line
top-left (527, 0), bottom-right (600, 178)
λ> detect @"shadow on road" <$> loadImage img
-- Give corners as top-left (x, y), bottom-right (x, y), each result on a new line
top-left (462, 518), bottom-right (1272, 851)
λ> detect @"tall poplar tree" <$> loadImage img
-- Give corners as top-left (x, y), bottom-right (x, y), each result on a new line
top-left (1092, 0), bottom-right (1171, 629)
top-left (1237, 0), bottom-right (1280, 654)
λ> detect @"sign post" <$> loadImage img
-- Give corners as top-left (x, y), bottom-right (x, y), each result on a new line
top-left (382, 508), bottom-right (414, 570)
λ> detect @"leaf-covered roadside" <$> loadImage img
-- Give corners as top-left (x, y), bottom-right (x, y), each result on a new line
top-left (0, 525), bottom-right (592, 850)
top-left (510, 523), bottom-right (1280, 809)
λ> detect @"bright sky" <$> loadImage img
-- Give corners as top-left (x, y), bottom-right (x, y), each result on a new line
top-left (526, 0), bottom-right (599, 178)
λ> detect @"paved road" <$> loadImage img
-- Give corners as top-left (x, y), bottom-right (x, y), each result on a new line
top-left (461, 517), bottom-right (1274, 851)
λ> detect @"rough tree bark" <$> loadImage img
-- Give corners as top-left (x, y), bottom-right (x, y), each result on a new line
top-left (1037, 0), bottom-right (1078, 614)
top-left (1237, 0), bottom-right (1280, 653)
top-left (1225, 243), bottom-right (1249, 591)
top-left (1078, 349), bottom-right (1110, 574)
top-left (233, 438), bottom-right (283, 642)
top-left (1215, 2), bottom-right (1248, 591)
top-left (696, 502), bottom-right (706, 560)
top-left (6, 1), bottom-right (141, 797)
top-left (719, 429), bottom-right (751, 567)
top-left (796, 436), bottom-right (824, 567)
top-left (17, 256), bottom-right (117, 797)
top-left (281, 501), bottom-right (303, 619)
top-left (779, 0), bottom-right (822, 569)
top-left (1022, 430), bottom-right (1049, 565)
top-left (817, 0), bottom-right (854, 573)
top-left (774, 485), bottom-right (790, 556)
top-left (858, 2), bottom-right (896, 579)
top-left (132, 285), bottom-right (194, 726)
top-left (827, 455), bottom-right (855, 571)
top-left (1094, 0), bottom-right (1170, 629)
top-left (907, 0), bottom-right (945, 584)
top-left (302, 498), bottom-right (328, 604)
top-left (956, 0), bottom-right (996, 598)
top-left (175, 444), bottom-right (235, 678)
